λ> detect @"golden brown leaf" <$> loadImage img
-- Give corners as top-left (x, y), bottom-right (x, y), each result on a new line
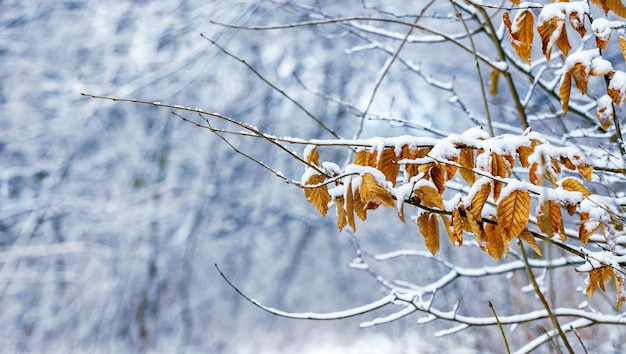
top-left (354, 150), bottom-right (368, 166)
top-left (529, 162), bottom-right (545, 185)
top-left (585, 267), bottom-right (614, 299)
top-left (346, 181), bottom-right (356, 232)
top-left (496, 188), bottom-right (531, 243)
top-left (519, 228), bottom-right (542, 256)
top-left (560, 71), bottom-right (572, 116)
top-left (334, 196), bottom-right (348, 231)
top-left (503, 10), bottom-right (534, 64)
top-left (537, 199), bottom-right (566, 242)
top-left (430, 164), bottom-right (446, 194)
top-left (359, 173), bottom-right (396, 209)
top-left (560, 156), bottom-right (576, 171)
top-left (538, 16), bottom-right (568, 60)
top-left (484, 222), bottom-right (504, 260)
top-left (459, 148), bottom-right (476, 185)
top-left (441, 214), bottom-right (461, 246)
top-left (570, 62), bottom-right (589, 95)
top-left (591, 0), bottom-right (610, 15)
top-left (417, 213), bottom-right (440, 255)
top-left (569, 11), bottom-right (586, 37)
top-left (620, 36), bottom-right (626, 63)
top-left (517, 145), bottom-right (534, 168)
top-left (453, 205), bottom-right (470, 238)
top-left (353, 188), bottom-right (367, 221)
top-left (560, 176), bottom-right (591, 196)
top-left (565, 202), bottom-right (578, 216)
top-left (491, 152), bottom-right (508, 178)
top-left (577, 163), bottom-right (593, 181)
top-left (377, 147), bottom-right (400, 186)
top-left (444, 156), bottom-right (459, 182)
top-left (466, 208), bottom-right (484, 243)
top-left (606, 0), bottom-right (626, 17)
top-left (306, 147), bottom-right (320, 165)
top-left (467, 181), bottom-right (491, 221)
top-left (414, 185), bottom-right (444, 210)
top-left (579, 211), bottom-right (600, 244)
top-left (596, 97), bottom-right (615, 131)
top-left (304, 174), bottom-right (331, 216)
top-left (509, 0), bottom-right (520, 5)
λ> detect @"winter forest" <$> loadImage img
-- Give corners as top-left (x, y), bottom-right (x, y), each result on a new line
top-left (3, 0), bottom-right (626, 353)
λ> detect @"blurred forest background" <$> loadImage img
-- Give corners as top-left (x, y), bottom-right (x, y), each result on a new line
top-left (3, 0), bottom-right (623, 353)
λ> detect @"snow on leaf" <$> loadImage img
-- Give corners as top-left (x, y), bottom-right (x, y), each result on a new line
top-left (538, 15), bottom-right (569, 60)
top-left (592, 18), bottom-right (611, 49)
top-left (608, 70), bottom-right (626, 107)
top-left (560, 176), bottom-right (591, 197)
top-left (503, 9), bottom-right (534, 64)
top-left (414, 183), bottom-right (444, 210)
top-left (579, 212), bottom-right (600, 244)
top-left (496, 186), bottom-right (531, 243)
top-left (359, 173), bottom-right (396, 209)
top-left (305, 145), bottom-right (320, 165)
top-left (596, 95), bottom-right (615, 131)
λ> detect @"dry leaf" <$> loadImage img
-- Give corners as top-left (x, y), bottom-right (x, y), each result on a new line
top-left (569, 11), bottom-right (586, 37)
top-left (579, 212), bottom-right (600, 244)
top-left (517, 145), bottom-right (533, 168)
top-left (529, 162), bottom-right (545, 185)
top-left (417, 213), bottom-right (440, 255)
top-left (537, 199), bottom-right (566, 242)
top-left (304, 174), bottom-right (331, 216)
top-left (353, 186), bottom-right (367, 221)
top-left (560, 72), bottom-right (572, 116)
top-left (560, 176), bottom-right (591, 196)
top-left (335, 196), bottom-right (347, 231)
top-left (346, 180), bottom-right (356, 232)
top-left (538, 16), bottom-right (568, 60)
top-left (359, 173), bottom-right (396, 209)
top-left (591, 0), bottom-right (626, 17)
top-left (415, 185), bottom-right (444, 210)
top-left (519, 228), bottom-right (542, 256)
top-left (484, 221), bottom-right (504, 260)
top-left (307, 147), bottom-right (320, 165)
top-left (378, 147), bottom-right (400, 186)
top-left (467, 181), bottom-right (491, 221)
top-left (459, 148), bottom-right (476, 184)
top-left (503, 10), bottom-right (534, 64)
top-left (585, 267), bottom-right (614, 299)
top-left (496, 188), bottom-right (531, 243)
top-left (596, 95), bottom-right (615, 131)
top-left (441, 214), bottom-right (461, 246)
top-left (577, 163), bottom-right (593, 181)
top-left (430, 163), bottom-right (445, 194)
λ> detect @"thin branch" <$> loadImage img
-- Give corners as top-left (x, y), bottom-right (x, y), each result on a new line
top-left (489, 301), bottom-right (511, 354)
top-left (519, 239), bottom-right (575, 354)
top-left (199, 34), bottom-right (343, 140)
top-left (214, 263), bottom-right (394, 320)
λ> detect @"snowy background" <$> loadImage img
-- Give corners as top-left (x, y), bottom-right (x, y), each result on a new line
top-left (2, 1), bottom-right (621, 353)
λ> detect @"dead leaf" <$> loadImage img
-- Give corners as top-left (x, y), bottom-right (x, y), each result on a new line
top-left (304, 173), bottom-right (331, 216)
top-left (560, 72), bottom-right (572, 116)
top-left (496, 188), bottom-right (531, 243)
top-left (359, 173), bottom-right (396, 209)
top-left (417, 212), bottom-right (440, 255)
top-left (459, 148), bottom-right (476, 184)
top-left (377, 147), bottom-right (400, 186)
top-left (519, 228), bottom-right (542, 256)
top-left (503, 10), bottom-right (534, 64)
top-left (560, 176), bottom-right (591, 196)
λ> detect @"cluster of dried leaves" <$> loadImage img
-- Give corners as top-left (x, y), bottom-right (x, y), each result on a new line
top-left (302, 0), bottom-right (626, 307)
